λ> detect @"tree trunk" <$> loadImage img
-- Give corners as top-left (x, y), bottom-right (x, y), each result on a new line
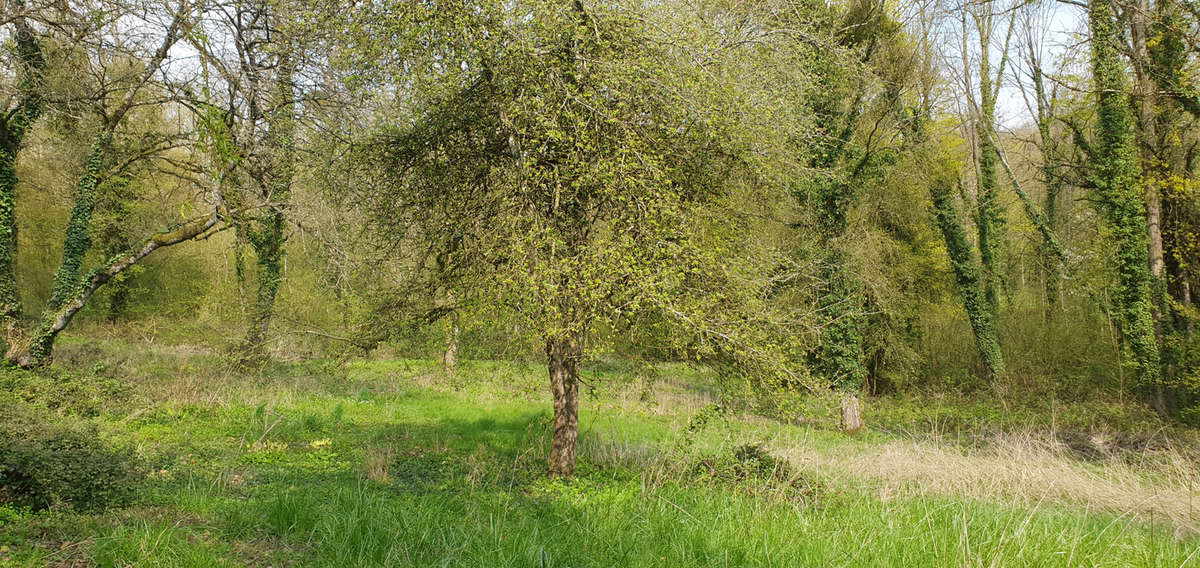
top-left (1148, 0), bottom-right (1195, 342)
top-left (47, 133), bottom-right (109, 311)
top-left (107, 278), bottom-right (130, 322)
top-left (1129, 0), bottom-right (1170, 371)
top-left (97, 176), bottom-right (135, 322)
top-left (1144, 182), bottom-right (1164, 279)
top-left (840, 395), bottom-right (864, 435)
top-left (931, 176), bottom-right (1005, 383)
top-left (546, 334), bottom-right (582, 477)
top-left (1183, 282), bottom-right (1195, 337)
top-left (1129, 0), bottom-right (1165, 283)
top-left (242, 211), bottom-right (285, 360)
top-left (442, 318), bottom-right (459, 374)
top-left (1, 11), bottom-right (189, 368)
top-left (0, 12), bottom-right (45, 346)
top-left (242, 44), bottom-right (296, 360)
top-left (1087, 0), bottom-right (1163, 410)
top-left (973, 6), bottom-right (1011, 316)
top-left (976, 58), bottom-right (1003, 315)
top-left (0, 141), bottom-right (25, 345)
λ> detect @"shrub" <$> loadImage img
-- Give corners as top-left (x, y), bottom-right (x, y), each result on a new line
top-left (0, 399), bottom-right (141, 511)
top-left (0, 366), bottom-right (130, 417)
top-left (691, 443), bottom-right (821, 504)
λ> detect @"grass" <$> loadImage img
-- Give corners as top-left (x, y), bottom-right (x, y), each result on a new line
top-left (1, 336), bottom-right (1199, 566)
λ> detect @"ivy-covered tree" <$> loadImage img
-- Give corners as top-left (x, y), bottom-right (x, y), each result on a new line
top-left (972, 0), bottom-right (1014, 314)
top-left (797, 0), bottom-right (899, 391)
top-left (0, 3), bottom-right (235, 367)
top-left (1086, 0), bottom-right (1163, 409)
top-left (0, 4), bottom-right (45, 347)
top-left (185, 0), bottom-right (301, 362)
top-left (930, 171), bottom-right (1006, 382)
top-left (1141, 0), bottom-right (1199, 412)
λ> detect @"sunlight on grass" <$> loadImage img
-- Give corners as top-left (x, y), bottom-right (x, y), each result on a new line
top-left (3, 348), bottom-right (1199, 566)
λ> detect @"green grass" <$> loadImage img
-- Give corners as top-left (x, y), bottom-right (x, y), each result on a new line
top-left (1, 340), bottom-right (1198, 566)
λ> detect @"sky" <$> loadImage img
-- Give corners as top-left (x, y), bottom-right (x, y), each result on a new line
top-left (993, 1), bottom-right (1087, 129)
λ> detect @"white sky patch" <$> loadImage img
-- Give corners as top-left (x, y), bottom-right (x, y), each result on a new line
top-left (996, 1), bottom-right (1085, 129)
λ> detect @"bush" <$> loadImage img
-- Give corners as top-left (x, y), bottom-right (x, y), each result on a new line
top-left (0, 366), bottom-right (130, 417)
top-left (0, 399), bottom-right (141, 511)
top-left (691, 443), bottom-right (821, 504)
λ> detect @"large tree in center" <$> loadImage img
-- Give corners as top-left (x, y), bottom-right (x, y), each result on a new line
top-left (356, 0), bottom-right (805, 476)
top-left (186, 0), bottom-right (300, 363)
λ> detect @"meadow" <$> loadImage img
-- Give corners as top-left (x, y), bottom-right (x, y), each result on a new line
top-left (2, 332), bottom-right (1198, 567)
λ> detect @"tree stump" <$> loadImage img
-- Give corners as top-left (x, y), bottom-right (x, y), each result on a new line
top-left (840, 395), bottom-right (865, 435)
top-left (442, 322), bottom-right (459, 374)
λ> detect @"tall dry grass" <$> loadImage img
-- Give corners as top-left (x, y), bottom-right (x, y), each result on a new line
top-left (772, 431), bottom-right (1200, 537)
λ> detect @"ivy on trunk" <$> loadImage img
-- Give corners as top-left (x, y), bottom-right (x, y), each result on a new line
top-left (1087, 0), bottom-right (1163, 409)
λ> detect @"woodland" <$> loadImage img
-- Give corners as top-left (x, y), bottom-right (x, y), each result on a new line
top-left (1, 0), bottom-right (1199, 565)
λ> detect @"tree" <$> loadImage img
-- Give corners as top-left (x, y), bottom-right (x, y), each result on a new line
top-left (930, 171), bottom-right (1006, 382)
top-left (1015, 2), bottom-right (1068, 315)
top-left (1140, 0), bottom-right (1199, 411)
top-left (0, 2), bottom-right (234, 367)
top-left (1086, 0), bottom-right (1163, 408)
top-left (186, 0), bottom-right (300, 362)
top-left (1148, 0), bottom-right (1198, 337)
top-left (354, 0), bottom-right (812, 476)
top-left (962, 0), bottom-right (1014, 314)
top-left (798, 0), bottom-right (904, 391)
top-left (0, 1), bottom-right (45, 347)
top-left (909, 0), bottom-right (1008, 383)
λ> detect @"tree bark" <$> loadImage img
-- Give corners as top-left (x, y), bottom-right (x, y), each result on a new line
top-left (546, 333), bottom-right (582, 477)
top-left (442, 318), bottom-right (459, 374)
top-left (242, 210), bottom-right (285, 359)
top-left (1184, 282), bottom-right (1195, 337)
top-left (840, 395), bottom-right (864, 435)
top-left (1149, 0), bottom-right (1194, 312)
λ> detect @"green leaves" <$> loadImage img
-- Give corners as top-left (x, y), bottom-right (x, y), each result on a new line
top-left (352, 0), bottom-right (814, 390)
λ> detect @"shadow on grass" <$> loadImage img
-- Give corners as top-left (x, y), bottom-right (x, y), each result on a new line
top-left (200, 410), bottom-right (678, 567)
top-left (85, 393), bottom-right (1200, 568)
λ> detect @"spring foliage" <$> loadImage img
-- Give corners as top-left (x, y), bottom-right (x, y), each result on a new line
top-left (0, 0), bottom-right (1196, 431)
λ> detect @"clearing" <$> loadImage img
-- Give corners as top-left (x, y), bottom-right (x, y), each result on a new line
top-left (2, 338), bottom-right (1198, 567)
